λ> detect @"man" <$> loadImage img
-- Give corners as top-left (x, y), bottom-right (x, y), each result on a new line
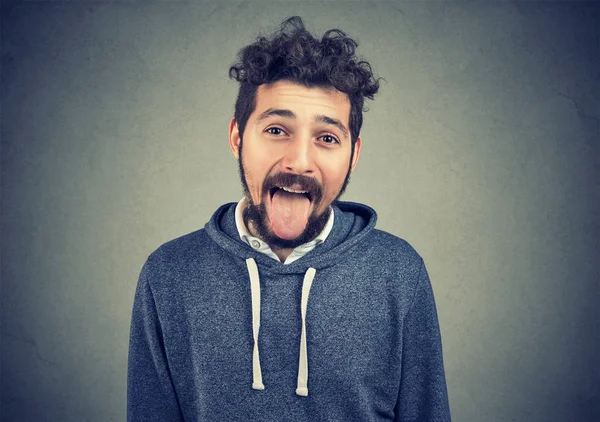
top-left (128, 16), bottom-right (451, 421)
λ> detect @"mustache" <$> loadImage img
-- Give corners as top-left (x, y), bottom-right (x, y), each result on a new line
top-left (262, 173), bottom-right (323, 203)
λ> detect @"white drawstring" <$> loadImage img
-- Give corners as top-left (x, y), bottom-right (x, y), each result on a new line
top-left (246, 258), bottom-right (264, 390)
top-left (245, 258), bottom-right (316, 396)
top-left (296, 267), bottom-right (316, 397)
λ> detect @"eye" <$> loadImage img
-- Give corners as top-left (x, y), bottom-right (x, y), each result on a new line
top-left (265, 127), bottom-right (285, 136)
top-left (319, 134), bottom-right (340, 145)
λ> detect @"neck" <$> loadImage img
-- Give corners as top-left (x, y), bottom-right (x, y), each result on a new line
top-left (271, 247), bottom-right (293, 263)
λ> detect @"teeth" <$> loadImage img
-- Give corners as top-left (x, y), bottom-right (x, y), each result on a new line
top-left (280, 186), bottom-right (308, 194)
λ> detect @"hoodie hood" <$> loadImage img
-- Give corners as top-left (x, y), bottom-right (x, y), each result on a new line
top-left (205, 200), bottom-right (377, 274)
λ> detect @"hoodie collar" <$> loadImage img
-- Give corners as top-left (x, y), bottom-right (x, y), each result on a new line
top-left (205, 200), bottom-right (377, 274)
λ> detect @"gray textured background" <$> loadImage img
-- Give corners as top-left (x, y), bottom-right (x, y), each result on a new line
top-left (1, 1), bottom-right (599, 421)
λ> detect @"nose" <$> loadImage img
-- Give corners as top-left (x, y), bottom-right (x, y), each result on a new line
top-left (281, 136), bottom-right (315, 175)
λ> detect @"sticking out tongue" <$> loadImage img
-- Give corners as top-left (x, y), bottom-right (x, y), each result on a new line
top-left (269, 189), bottom-right (310, 240)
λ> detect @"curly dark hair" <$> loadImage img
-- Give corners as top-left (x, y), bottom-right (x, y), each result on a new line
top-left (229, 16), bottom-right (380, 145)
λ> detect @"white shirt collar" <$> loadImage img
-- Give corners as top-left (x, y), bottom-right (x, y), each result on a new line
top-left (234, 197), bottom-right (334, 264)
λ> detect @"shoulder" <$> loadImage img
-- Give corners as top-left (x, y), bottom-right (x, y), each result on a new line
top-left (358, 229), bottom-right (427, 287)
top-left (368, 229), bottom-right (423, 263)
top-left (140, 228), bottom-right (211, 279)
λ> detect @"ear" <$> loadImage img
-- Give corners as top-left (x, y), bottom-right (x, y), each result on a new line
top-left (229, 117), bottom-right (241, 159)
top-left (350, 136), bottom-right (362, 171)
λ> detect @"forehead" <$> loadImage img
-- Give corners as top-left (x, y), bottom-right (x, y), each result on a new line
top-left (253, 81), bottom-right (351, 125)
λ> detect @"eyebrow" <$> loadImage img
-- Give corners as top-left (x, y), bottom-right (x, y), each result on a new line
top-left (315, 114), bottom-right (349, 139)
top-left (256, 108), bottom-right (295, 123)
top-left (256, 108), bottom-right (350, 139)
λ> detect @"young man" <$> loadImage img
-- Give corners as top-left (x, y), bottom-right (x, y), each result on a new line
top-left (128, 17), bottom-right (451, 421)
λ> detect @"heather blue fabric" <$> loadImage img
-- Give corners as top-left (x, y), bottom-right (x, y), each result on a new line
top-left (127, 201), bottom-right (451, 421)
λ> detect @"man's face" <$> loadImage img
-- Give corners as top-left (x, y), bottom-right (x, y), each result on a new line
top-left (229, 80), bottom-right (361, 249)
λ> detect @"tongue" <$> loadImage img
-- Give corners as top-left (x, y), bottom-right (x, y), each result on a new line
top-left (269, 189), bottom-right (310, 240)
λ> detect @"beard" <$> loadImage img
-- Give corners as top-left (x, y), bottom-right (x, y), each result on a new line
top-left (243, 199), bottom-right (331, 249)
top-left (237, 141), bottom-right (354, 250)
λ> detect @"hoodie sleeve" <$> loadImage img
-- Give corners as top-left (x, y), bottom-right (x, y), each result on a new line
top-left (127, 261), bottom-right (184, 422)
top-left (394, 259), bottom-right (451, 421)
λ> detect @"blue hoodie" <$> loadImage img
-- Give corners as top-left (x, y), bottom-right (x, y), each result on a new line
top-left (127, 201), bottom-right (451, 421)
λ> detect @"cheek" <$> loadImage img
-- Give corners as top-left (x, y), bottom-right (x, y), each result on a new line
top-left (243, 149), bottom-right (271, 189)
top-left (321, 159), bottom-right (350, 191)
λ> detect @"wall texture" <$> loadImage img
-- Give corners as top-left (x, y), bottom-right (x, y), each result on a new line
top-left (2, 1), bottom-right (598, 421)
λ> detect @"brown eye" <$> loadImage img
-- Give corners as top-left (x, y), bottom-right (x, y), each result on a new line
top-left (266, 127), bottom-right (284, 135)
top-left (320, 135), bottom-right (339, 144)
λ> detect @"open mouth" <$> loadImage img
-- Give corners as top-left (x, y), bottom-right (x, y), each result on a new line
top-left (269, 186), bottom-right (312, 202)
